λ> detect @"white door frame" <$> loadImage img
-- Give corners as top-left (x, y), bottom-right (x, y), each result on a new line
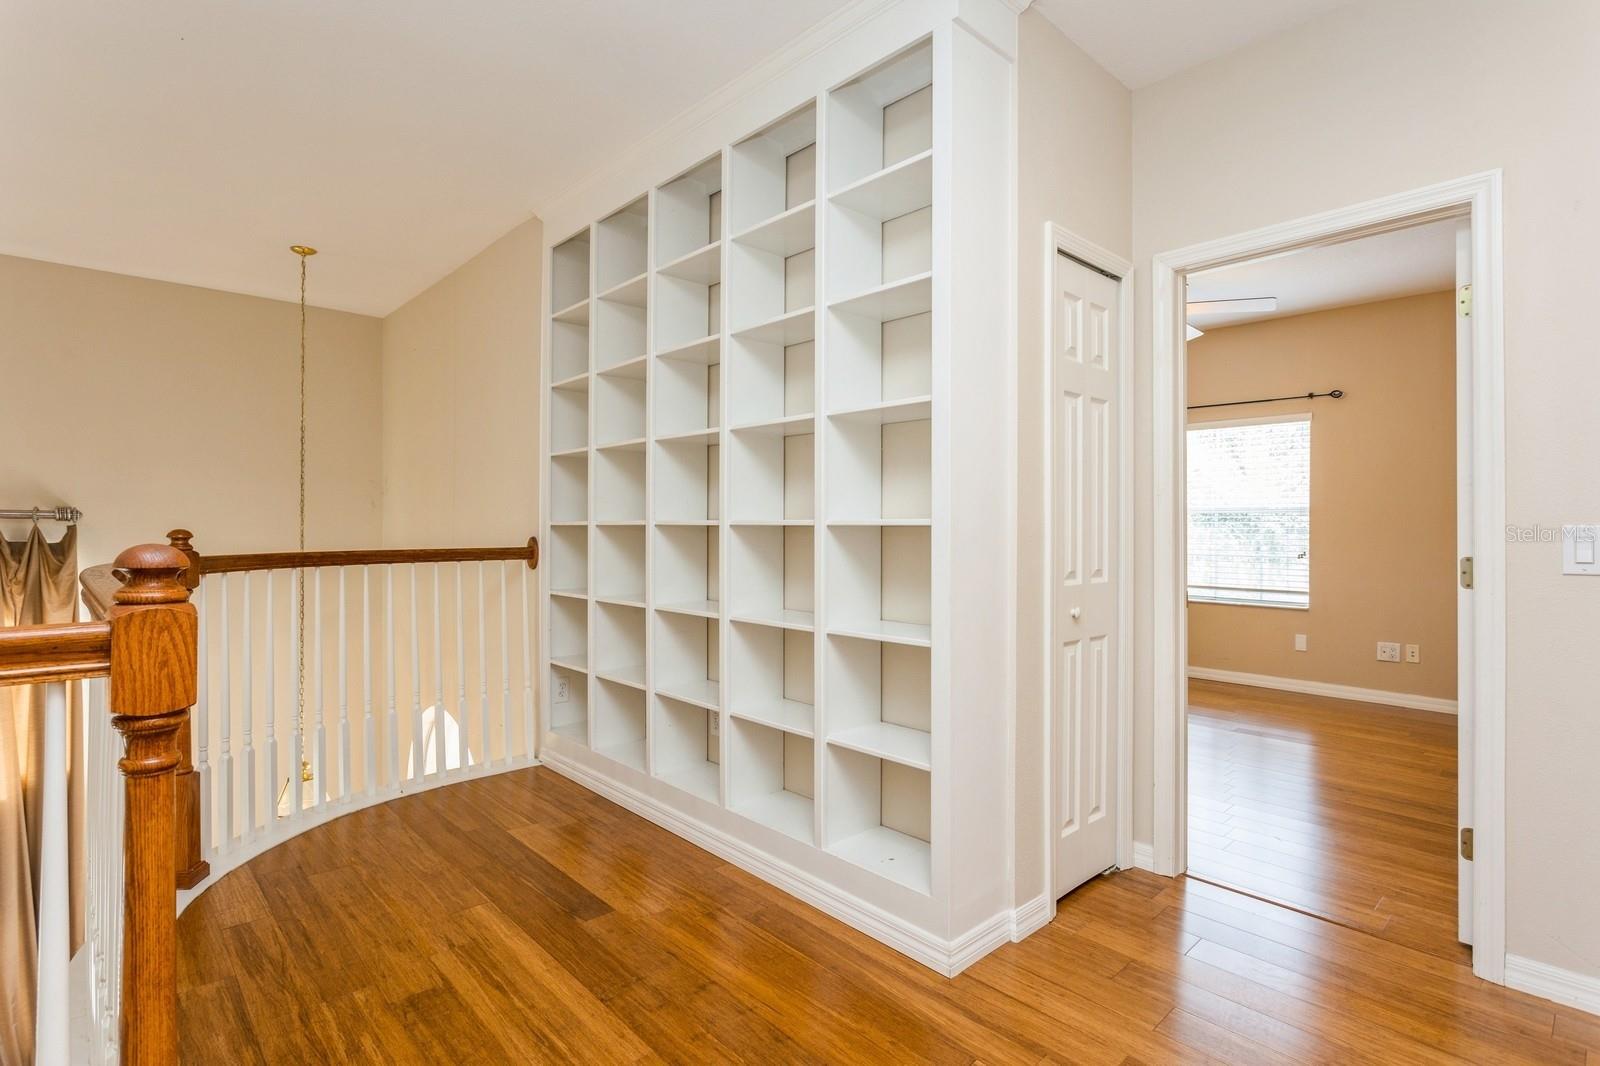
top-left (1044, 223), bottom-right (1135, 899)
top-left (1149, 171), bottom-right (1507, 982)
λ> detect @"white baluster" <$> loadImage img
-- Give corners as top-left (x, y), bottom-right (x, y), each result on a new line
top-left (455, 561), bottom-right (467, 776)
top-left (219, 575), bottom-right (233, 844)
top-left (363, 565), bottom-right (376, 798)
top-left (291, 568), bottom-right (303, 818)
top-left (499, 561), bottom-right (511, 768)
top-left (410, 564), bottom-right (423, 782)
top-left (314, 567), bottom-right (326, 807)
top-left (386, 565), bottom-right (400, 789)
top-left (265, 571), bottom-right (277, 823)
top-left (242, 573), bottom-right (256, 835)
top-left (339, 566), bottom-right (351, 801)
top-left (197, 577), bottom-right (211, 853)
top-left (477, 561), bottom-right (489, 774)
top-left (35, 681), bottom-right (68, 1063)
top-left (433, 564), bottom-right (444, 778)
top-left (522, 564), bottom-right (534, 759)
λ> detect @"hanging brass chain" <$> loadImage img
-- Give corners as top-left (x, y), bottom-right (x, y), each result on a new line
top-left (292, 245), bottom-right (316, 784)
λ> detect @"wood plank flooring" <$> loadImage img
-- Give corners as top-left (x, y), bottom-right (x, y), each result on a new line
top-left (1187, 679), bottom-right (1461, 958)
top-left (177, 760), bottom-right (1594, 1063)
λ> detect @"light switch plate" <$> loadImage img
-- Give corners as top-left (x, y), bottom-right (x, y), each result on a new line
top-left (1563, 525), bottom-right (1600, 575)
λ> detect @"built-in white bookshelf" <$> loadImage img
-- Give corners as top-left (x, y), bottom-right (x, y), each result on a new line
top-left (542, 15), bottom-right (1016, 974)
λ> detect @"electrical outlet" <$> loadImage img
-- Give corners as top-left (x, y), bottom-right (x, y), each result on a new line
top-left (708, 713), bottom-right (720, 736)
top-left (1376, 641), bottom-right (1401, 663)
top-left (1405, 644), bottom-right (1421, 664)
top-left (554, 674), bottom-right (571, 703)
top-left (1294, 633), bottom-right (1308, 652)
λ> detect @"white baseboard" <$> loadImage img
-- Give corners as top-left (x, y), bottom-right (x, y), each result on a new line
top-left (1187, 666), bottom-right (1458, 715)
top-left (542, 750), bottom-right (1022, 977)
top-left (1506, 954), bottom-right (1600, 1016)
top-left (1130, 841), bottom-right (1156, 872)
top-left (1010, 893), bottom-right (1053, 941)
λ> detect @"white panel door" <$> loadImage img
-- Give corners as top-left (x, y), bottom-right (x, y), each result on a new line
top-left (1053, 251), bottom-right (1120, 898)
top-left (1454, 219), bottom-right (1474, 945)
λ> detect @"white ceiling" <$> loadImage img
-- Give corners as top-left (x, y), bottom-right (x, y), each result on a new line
top-left (1032, 0), bottom-right (1353, 88)
top-left (0, 0), bottom-right (855, 315)
top-left (1186, 219), bottom-right (1458, 330)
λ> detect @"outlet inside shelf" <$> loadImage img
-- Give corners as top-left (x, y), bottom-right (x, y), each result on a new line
top-left (729, 716), bottom-right (814, 844)
top-left (550, 453), bottom-right (588, 523)
top-left (655, 351), bottom-right (720, 438)
top-left (655, 611), bottom-right (720, 711)
top-left (593, 677), bottom-right (646, 770)
top-left (729, 524), bottom-right (812, 627)
top-left (595, 366), bottom-right (646, 446)
top-left (594, 601), bottom-right (646, 687)
top-left (826, 415), bottom-right (930, 522)
top-left (826, 525), bottom-right (930, 645)
top-left (549, 595), bottom-right (588, 669)
top-left (729, 620), bottom-right (813, 736)
top-left (552, 230), bottom-right (591, 312)
top-left (654, 437), bottom-right (720, 523)
top-left (596, 197), bottom-right (648, 294)
top-left (594, 446), bottom-right (645, 522)
top-left (653, 694), bottom-right (720, 803)
top-left (826, 745), bottom-right (930, 893)
top-left (547, 525), bottom-right (588, 596)
top-left (550, 664), bottom-right (588, 745)
top-left (728, 430), bottom-right (813, 523)
top-left (593, 525), bottom-right (646, 604)
top-left (655, 524), bottom-right (719, 612)
top-left (656, 153), bottom-right (723, 267)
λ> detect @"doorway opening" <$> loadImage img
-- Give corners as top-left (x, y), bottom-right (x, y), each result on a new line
top-left (1148, 173), bottom-right (1506, 981)
top-left (1182, 218), bottom-right (1463, 957)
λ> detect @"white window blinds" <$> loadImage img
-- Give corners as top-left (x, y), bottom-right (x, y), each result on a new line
top-left (1187, 415), bottom-right (1310, 608)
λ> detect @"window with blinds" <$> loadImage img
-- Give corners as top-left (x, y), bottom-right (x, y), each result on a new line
top-left (1187, 415), bottom-right (1310, 608)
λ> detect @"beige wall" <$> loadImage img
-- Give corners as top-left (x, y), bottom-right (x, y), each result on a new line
top-left (1186, 293), bottom-right (1457, 700)
top-left (1013, 8), bottom-right (1132, 909)
top-left (0, 254), bottom-right (382, 574)
top-left (380, 217), bottom-right (543, 548)
top-left (1131, 0), bottom-right (1600, 976)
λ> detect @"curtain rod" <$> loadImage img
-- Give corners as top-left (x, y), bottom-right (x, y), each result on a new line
top-left (1188, 389), bottom-right (1344, 412)
top-left (0, 507), bottom-right (82, 523)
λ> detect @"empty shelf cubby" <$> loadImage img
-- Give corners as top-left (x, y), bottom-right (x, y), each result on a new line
top-left (593, 677), bottom-right (646, 771)
top-left (550, 664), bottom-right (588, 745)
top-left (549, 595), bottom-right (588, 672)
top-left (550, 377), bottom-right (590, 454)
top-left (595, 365), bottom-right (646, 447)
top-left (595, 197), bottom-right (649, 295)
top-left (654, 524), bottom-right (719, 615)
top-left (593, 444), bottom-right (646, 523)
top-left (726, 331), bottom-right (813, 429)
top-left (728, 523), bottom-right (812, 629)
top-left (654, 437), bottom-right (719, 524)
top-left (825, 413), bottom-right (930, 523)
top-left (826, 745), bottom-right (930, 893)
top-left (654, 354), bottom-right (720, 439)
top-left (728, 620), bottom-right (813, 737)
top-left (727, 429), bottom-right (813, 524)
top-left (550, 453), bottom-right (588, 523)
top-left (594, 602), bottom-right (646, 689)
top-left (546, 524), bottom-right (588, 597)
top-left (592, 525), bottom-right (646, 605)
top-left (825, 524), bottom-right (930, 646)
top-left (656, 154), bottom-right (722, 266)
top-left (825, 634), bottom-right (929, 771)
top-left (551, 317), bottom-right (590, 384)
top-left (654, 611), bottom-right (720, 712)
top-left (551, 230), bottom-right (591, 317)
top-left (728, 102), bottom-right (816, 238)
top-left (653, 694), bottom-right (720, 804)
top-left (729, 716), bottom-right (814, 844)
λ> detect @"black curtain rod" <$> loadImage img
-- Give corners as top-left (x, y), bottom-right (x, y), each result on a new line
top-left (1187, 389), bottom-right (1344, 412)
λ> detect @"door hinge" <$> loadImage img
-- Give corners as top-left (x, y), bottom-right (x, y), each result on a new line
top-left (1459, 556), bottom-right (1474, 589)
top-left (1460, 827), bottom-right (1474, 861)
top-left (1458, 283), bottom-right (1473, 317)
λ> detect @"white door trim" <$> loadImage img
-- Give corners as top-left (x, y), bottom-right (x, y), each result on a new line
top-left (1149, 171), bottom-right (1507, 982)
top-left (1044, 223), bottom-right (1135, 901)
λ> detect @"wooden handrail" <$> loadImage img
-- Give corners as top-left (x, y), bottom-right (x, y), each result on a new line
top-left (0, 620), bottom-right (111, 684)
top-left (169, 529), bottom-right (539, 579)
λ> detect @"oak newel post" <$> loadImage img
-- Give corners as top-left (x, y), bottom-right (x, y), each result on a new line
top-left (165, 529), bottom-right (209, 888)
top-left (108, 544), bottom-right (197, 1066)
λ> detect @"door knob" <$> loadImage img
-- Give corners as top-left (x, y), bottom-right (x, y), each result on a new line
top-left (1070, 607), bottom-right (1081, 620)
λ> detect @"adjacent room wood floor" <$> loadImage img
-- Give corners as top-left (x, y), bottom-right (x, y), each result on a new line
top-left (1187, 679), bottom-right (1461, 958)
top-left (178, 763), bottom-right (1596, 1064)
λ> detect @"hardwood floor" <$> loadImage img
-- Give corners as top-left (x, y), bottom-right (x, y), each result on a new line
top-left (1187, 679), bottom-right (1461, 958)
top-left (177, 763), bottom-right (1595, 1064)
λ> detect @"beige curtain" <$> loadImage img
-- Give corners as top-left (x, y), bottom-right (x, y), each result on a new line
top-left (0, 525), bottom-right (80, 1066)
